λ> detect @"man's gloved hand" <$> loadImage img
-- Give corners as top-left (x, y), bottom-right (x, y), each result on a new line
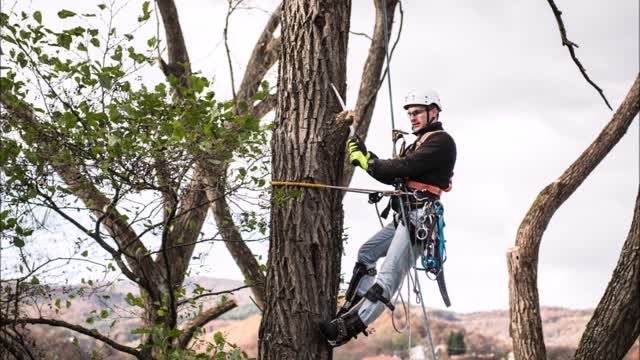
top-left (348, 136), bottom-right (372, 170)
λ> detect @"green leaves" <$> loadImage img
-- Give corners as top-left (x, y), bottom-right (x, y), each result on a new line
top-left (57, 10), bottom-right (76, 19)
top-left (13, 238), bottom-right (25, 248)
top-left (33, 11), bottom-right (42, 24)
top-left (100, 309), bottom-right (109, 319)
top-left (138, 1), bottom-right (151, 22)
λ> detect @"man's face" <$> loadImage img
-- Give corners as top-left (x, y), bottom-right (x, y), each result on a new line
top-left (407, 105), bottom-right (439, 131)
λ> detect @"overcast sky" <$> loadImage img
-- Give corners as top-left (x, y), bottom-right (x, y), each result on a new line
top-left (3, 0), bottom-right (638, 313)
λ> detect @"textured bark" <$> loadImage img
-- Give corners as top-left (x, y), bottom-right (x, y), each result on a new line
top-left (205, 167), bottom-right (267, 309)
top-left (340, 0), bottom-right (399, 187)
top-left (573, 188), bottom-right (640, 359)
top-left (507, 73), bottom-right (640, 359)
top-left (258, 0), bottom-right (352, 358)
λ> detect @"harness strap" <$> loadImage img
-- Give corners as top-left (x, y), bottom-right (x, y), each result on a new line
top-left (405, 180), bottom-right (449, 196)
top-left (403, 129), bottom-right (453, 196)
top-left (364, 283), bottom-right (395, 311)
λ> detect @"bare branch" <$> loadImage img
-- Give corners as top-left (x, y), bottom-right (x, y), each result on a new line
top-left (0, 318), bottom-right (145, 359)
top-left (545, 0), bottom-right (612, 110)
top-left (224, 0), bottom-right (246, 100)
top-left (33, 188), bottom-right (143, 287)
top-left (177, 285), bottom-right (251, 306)
top-left (253, 92), bottom-right (278, 120)
top-left (235, 3), bottom-right (282, 106)
top-left (177, 297), bottom-right (237, 348)
top-left (198, 3), bottom-right (283, 313)
top-left (340, 0), bottom-right (402, 187)
top-left (160, 166), bottom-right (209, 286)
top-left (349, 30), bottom-right (372, 41)
top-left (203, 167), bottom-right (266, 310)
top-left (507, 73), bottom-right (639, 359)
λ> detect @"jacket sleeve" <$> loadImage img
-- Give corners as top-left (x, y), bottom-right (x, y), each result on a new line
top-left (366, 132), bottom-right (454, 184)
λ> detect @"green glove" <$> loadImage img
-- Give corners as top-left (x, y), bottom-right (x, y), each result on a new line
top-left (348, 137), bottom-right (371, 170)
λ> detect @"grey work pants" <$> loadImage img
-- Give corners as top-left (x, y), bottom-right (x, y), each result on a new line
top-left (354, 209), bottom-right (423, 325)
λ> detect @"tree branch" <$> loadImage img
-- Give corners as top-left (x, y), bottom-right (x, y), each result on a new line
top-left (204, 168), bottom-right (266, 310)
top-left (160, 166), bottom-right (209, 286)
top-left (199, 3), bottom-right (283, 313)
top-left (507, 73), bottom-right (639, 359)
top-left (0, 318), bottom-right (146, 359)
top-left (155, 0), bottom-right (191, 85)
top-left (177, 285), bottom-right (251, 306)
top-left (0, 92), bottom-right (161, 297)
top-left (177, 297), bottom-right (237, 348)
top-left (253, 92), bottom-right (278, 120)
top-left (340, 0), bottom-right (402, 187)
top-left (574, 187), bottom-right (640, 359)
top-left (545, 0), bottom-right (612, 110)
top-left (235, 3), bottom-right (282, 107)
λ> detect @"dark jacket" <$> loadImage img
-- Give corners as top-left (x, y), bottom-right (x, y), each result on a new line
top-left (366, 121), bottom-right (456, 190)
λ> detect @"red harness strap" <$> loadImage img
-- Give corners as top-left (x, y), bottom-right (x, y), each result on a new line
top-left (405, 179), bottom-right (452, 197)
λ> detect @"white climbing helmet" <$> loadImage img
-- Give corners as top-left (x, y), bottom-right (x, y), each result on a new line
top-left (402, 89), bottom-right (442, 111)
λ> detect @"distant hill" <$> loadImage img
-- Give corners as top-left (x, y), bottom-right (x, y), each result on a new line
top-left (18, 278), bottom-right (639, 360)
top-left (215, 306), bottom-right (624, 360)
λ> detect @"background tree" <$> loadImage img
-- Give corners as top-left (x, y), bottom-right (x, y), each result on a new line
top-left (1, 0), bottom-right (402, 357)
top-left (447, 331), bottom-right (467, 356)
top-left (0, 1), bottom-right (272, 358)
top-left (507, 32), bottom-right (639, 360)
top-left (507, 2), bottom-right (638, 359)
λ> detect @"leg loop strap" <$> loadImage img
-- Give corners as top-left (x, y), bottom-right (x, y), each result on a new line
top-left (364, 283), bottom-right (395, 311)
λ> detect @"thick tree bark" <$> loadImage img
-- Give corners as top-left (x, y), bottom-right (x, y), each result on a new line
top-left (258, 0), bottom-right (352, 358)
top-left (573, 188), bottom-right (640, 359)
top-left (507, 73), bottom-right (640, 360)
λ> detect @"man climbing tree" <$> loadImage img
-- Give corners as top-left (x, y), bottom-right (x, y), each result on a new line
top-left (319, 89), bottom-right (457, 346)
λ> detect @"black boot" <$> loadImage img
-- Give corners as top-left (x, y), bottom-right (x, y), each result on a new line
top-left (319, 312), bottom-right (368, 347)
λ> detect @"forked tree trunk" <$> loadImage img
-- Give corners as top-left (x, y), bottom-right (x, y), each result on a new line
top-left (507, 74), bottom-right (640, 359)
top-left (258, 0), bottom-right (352, 358)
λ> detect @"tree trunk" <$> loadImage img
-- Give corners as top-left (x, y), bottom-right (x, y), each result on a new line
top-left (258, 0), bottom-right (352, 358)
top-left (573, 188), bottom-right (640, 360)
top-left (507, 73), bottom-right (639, 360)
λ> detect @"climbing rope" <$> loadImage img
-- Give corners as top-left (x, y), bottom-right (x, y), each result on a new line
top-left (381, 0), bottom-right (397, 158)
top-left (379, 0), bottom-right (440, 357)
